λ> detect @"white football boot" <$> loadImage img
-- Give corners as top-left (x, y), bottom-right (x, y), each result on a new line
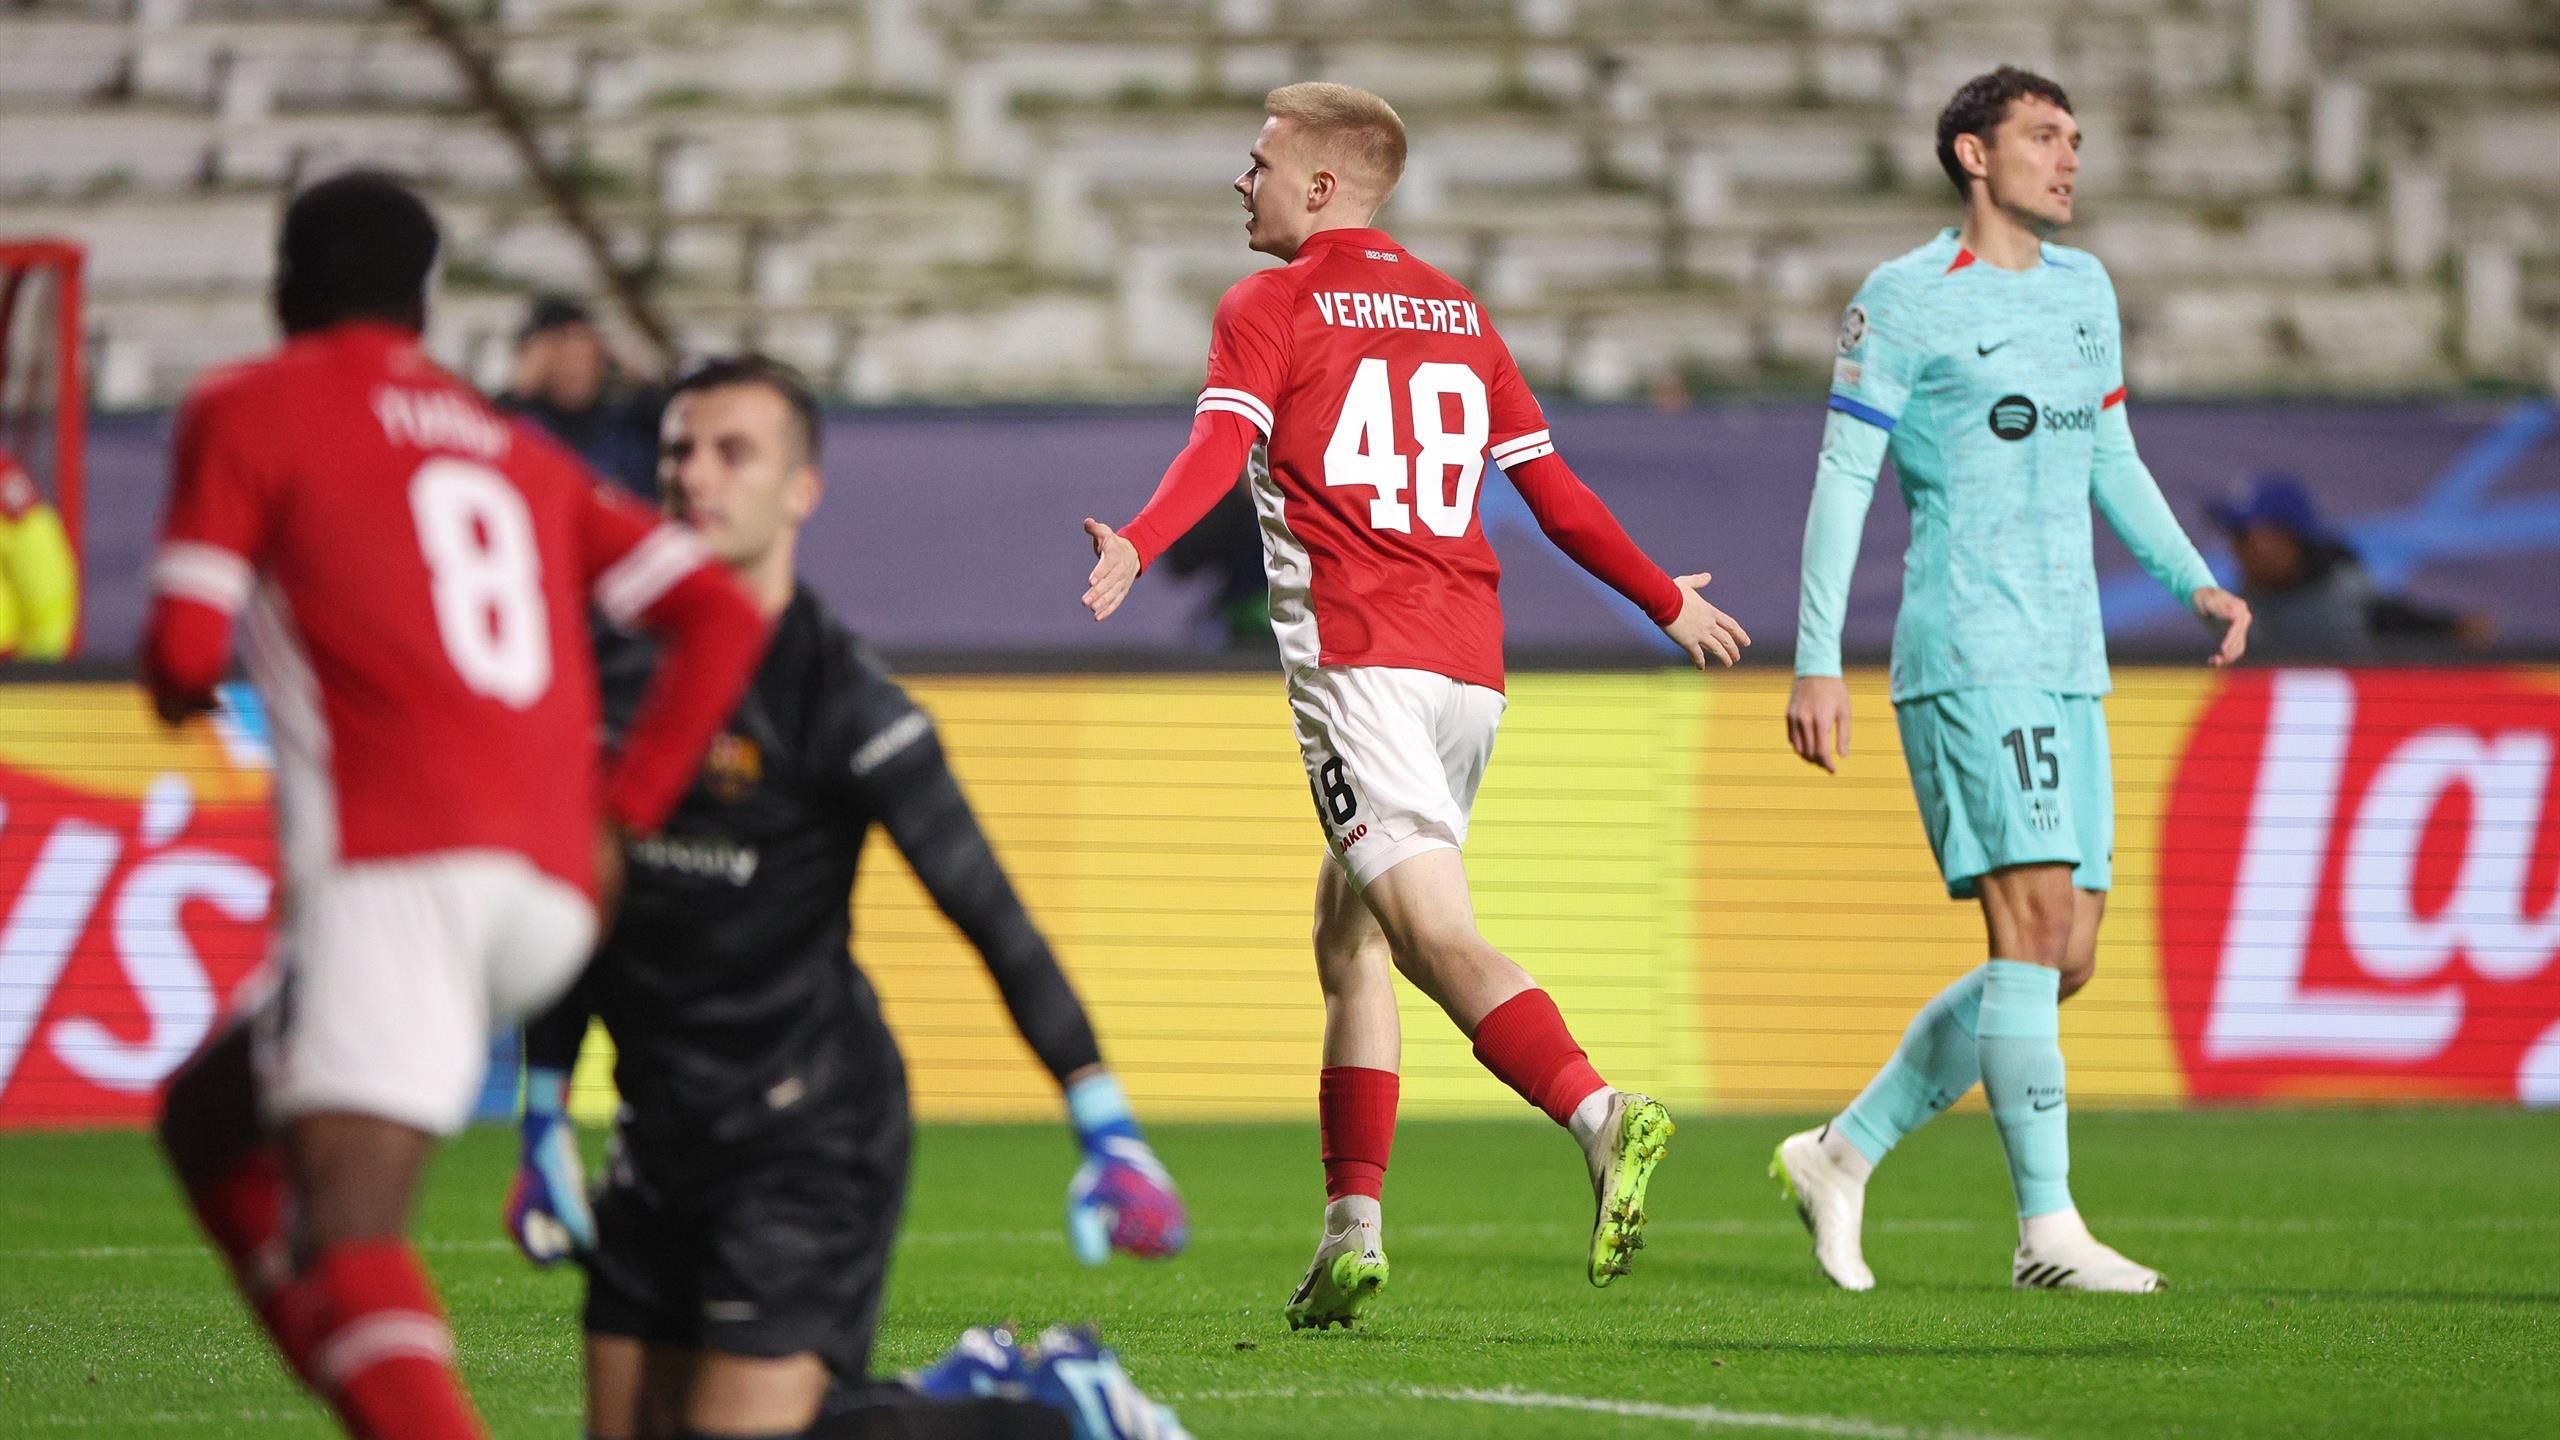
top-left (2013, 1207), bottom-right (2164, 1293)
top-left (1284, 1197), bottom-right (1388, 1331)
top-left (1770, 1127), bottom-right (1876, 1292)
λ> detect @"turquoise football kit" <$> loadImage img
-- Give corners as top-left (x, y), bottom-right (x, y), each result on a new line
top-left (1775, 229), bottom-right (2218, 1294)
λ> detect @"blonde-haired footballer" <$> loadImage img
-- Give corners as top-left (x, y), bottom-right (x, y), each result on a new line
top-left (1081, 82), bottom-right (1751, 1328)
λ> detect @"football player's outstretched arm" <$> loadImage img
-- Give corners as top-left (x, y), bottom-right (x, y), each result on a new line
top-left (1488, 350), bottom-right (1748, 670)
top-left (578, 481), bottom-right (770, 834)
top-left (843, 659), bottom-right (1186, 1263)
top-left (1083, 408), bottom-right (1260, 621)
top-left (850, 679), bottom-right (1104, 1083)
top-left (1502, 450), bottom-right (1748, 669)
top-left (1087, 271), bottom-right (1291, 622)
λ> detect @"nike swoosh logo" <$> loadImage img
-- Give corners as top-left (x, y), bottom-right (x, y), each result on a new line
top-left (2032, 1097), bottom-right (2064, 1112)
top-left (1977, 340), bottom-right (2011, 356)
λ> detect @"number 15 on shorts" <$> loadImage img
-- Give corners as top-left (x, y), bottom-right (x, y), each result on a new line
top-left (2001, 725), bottom-right (2066, 834)
top-left (2001, 726), bottom-right (2058, 791)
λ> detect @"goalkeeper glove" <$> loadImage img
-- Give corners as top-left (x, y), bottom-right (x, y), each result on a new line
top-left (504, 1065), bottom-right (595, 1266)
top-left (1064, 1073), bottom-right (1186, 1265)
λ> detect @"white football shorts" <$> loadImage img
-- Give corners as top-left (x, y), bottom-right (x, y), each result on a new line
top-left (252, 849), bottom-right (596, 1136)
top-left (1287, 664), bottom-right (1506, 889)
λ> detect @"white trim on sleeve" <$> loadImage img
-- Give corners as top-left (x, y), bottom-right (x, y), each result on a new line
top-left (150, 541), bottom-right (255, 615)
top-left (1490, 429), bottom-right (1556, 470)
top-left (1196, 387), bottom-right (1275, 434)
top-left (850, 710), bottom-right (934, 778)
top-left (593, 523), bottom-right (711, 626)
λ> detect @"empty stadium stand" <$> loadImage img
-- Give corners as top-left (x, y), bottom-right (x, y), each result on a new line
top-left (4, 0), bottom-right (2555, 405)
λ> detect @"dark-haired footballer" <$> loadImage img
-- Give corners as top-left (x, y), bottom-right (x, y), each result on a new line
top-left (504, 356), bottom-right (1189, 1440)
top-left (1769, 67), bottom-right (2253, 1295)
top-left (143, 171), bottom-right (767, 1440)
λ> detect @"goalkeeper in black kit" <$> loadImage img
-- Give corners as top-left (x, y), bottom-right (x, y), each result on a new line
top-left (504, 357), bottom-right (1190, 1440)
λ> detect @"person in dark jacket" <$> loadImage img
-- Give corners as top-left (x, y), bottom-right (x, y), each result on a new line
top-left (2212, 471), bottom-right (2493, 663)
top-left (494, 294), bottom-right (664, 499)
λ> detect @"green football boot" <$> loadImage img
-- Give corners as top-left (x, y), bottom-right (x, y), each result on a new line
top-left (1586, 1092), bottom-right (1674, 1287)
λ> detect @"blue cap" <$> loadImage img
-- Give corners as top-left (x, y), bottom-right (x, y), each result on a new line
top-left (2209, 471), bottom-right (2329, 541)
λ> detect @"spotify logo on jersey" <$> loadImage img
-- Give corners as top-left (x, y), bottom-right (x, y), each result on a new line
top-left (1988, 394), bottom-right (2039, 441)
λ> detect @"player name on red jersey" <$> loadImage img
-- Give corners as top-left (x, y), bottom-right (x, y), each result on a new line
top-left (372, 385), bottom-right (512, 460)
top-left (1310, 291), bottom-right (1483, 336)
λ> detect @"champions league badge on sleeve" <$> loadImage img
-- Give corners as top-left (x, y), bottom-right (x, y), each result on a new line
top-left (1837, 305), bottom-right (1868, 355)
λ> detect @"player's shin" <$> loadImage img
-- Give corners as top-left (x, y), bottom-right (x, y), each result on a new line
top-left (1317, 1065), bottom-right (1397, 1206)
top-left (1468, 989), bottom-right (1674, 1285)
top-left (303, 1238), bottom-right (487, 1439)
top-left (1769, 962), bottom-right (1986, 1293)
top-left (173, 1145), bottom-right (324, 1359)
top-left (1468, 988), bottom-right (1611, 1129)
top-left (1833, 964), bottom-right (1989, 1171)
top-left (1975, 960), bottom-right (2072, 1220)
top-left (157, 1027), bottom-right (330, 1381)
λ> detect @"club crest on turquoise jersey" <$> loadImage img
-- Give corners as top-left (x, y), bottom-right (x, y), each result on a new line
top-left (2074, 318), bottom-right (2111, 367)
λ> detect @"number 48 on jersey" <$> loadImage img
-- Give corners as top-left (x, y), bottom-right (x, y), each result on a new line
top-left (1322, 359), bottom-right (1489, 538)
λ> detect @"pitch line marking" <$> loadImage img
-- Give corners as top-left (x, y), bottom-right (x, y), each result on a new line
top-left (7, 1213), bottom-right (2556, 1263)
top-left (1421, 1385), bottom-right (2044, 1440)
top-left (1164, 1384), bottom-right (2039, 1439)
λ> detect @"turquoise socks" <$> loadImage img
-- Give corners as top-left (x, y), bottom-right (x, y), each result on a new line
top-left (1977, 959), bottom-right (2072, 1219)
top-left (1833, 965), bottom-right (1988, 1164)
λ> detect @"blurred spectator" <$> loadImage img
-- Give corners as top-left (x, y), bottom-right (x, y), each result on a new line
top-left (0, 442), bottom-right (76, 660)
top-left (493, 295), bottom-right (662, 498)
top-left (1158, 483), bottom-right (1271, 651)
top-left (2211, 471), bottom-right (2494, 664)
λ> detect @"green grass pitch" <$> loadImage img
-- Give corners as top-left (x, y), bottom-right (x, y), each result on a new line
top-left (5, 1109), bottom-right (2557, 1438)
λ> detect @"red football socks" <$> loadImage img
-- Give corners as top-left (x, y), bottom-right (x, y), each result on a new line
top-left (182, 1146), bottom-right (327, 1378)
top-left (1318, 1066), bottom-right (1400, 1201)
top-left (1470, 989), bottom-right (1607, 1127)
top-left (186, 1145), bottom-right (288, 1265)
top-left (305, 1239), bottom-right (485, 1440)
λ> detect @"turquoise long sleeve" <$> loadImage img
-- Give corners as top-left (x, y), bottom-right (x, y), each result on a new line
top-left (2091, 404), bottom-right (2215, 607)
top-left (1795, 409), bottom-right (1891, 678)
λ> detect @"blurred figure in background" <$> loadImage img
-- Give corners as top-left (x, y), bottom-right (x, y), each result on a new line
top-left (2212, 471), bottom-right (2494, 664)
top-left (1156, 483), bottom-right (1271, 651)
top-left (0, 441), bottom-right (76, 659)
top-left (494, 294), bottom-right (662, 499)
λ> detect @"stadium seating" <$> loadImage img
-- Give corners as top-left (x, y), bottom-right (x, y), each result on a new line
top-left (5, 0), bottom-right (2553, 405)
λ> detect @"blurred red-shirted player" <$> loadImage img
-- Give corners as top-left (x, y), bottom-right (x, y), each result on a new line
top-left (1078, 83), bottom-right (1751, 1330)
top-left (141, 172), bottom-right (766, 1440)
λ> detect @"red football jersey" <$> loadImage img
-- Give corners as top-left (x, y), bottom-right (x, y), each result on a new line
top-left (1196, 228), bottom-right (1564, 691)
top-left (149, 323), bottom-right (718, 893)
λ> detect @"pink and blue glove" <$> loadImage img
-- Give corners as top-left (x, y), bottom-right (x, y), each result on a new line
top-left (505, 1065), bottom-right (595, 1267)
top-left (1065, 1073), bottom-right (1186, 1265)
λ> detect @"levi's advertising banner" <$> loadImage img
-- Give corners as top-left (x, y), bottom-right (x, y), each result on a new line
top-left (3, 672), bottom-right (2555, 1128)
top-left (0, 685), bottom-right (274, 1128)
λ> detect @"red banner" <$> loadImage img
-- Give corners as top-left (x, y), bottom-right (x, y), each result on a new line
top-left (2161, 669), bottom-right (2560, 1104)
top-left (0, 708), bottom-right (273, 1127)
